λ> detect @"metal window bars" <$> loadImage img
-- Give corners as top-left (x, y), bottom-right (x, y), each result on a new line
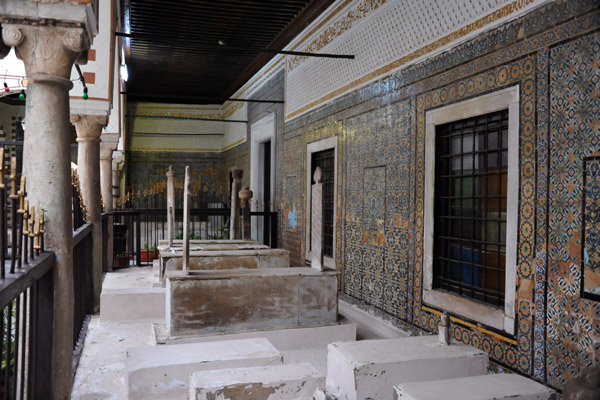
top-left (433, 109), bottom-right (509, 307)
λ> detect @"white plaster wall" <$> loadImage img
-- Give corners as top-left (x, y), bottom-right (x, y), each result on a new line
top-left (284, 0), bottom-right (552, 119)
top-left (104, 35), bottom-right (122, 135)
top-left (69, 0), bottom-right (114, 101)
top-left (222, 103), bottom-right (248, 150)
top-left (129, 103), bottom-right (229, 152)
top-left (0, 103), bottom-right (25, 141)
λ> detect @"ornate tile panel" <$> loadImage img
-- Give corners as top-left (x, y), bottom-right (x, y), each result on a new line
top-left (546, 32), bottom-right (600, 389)
top-left (343, 99), bottom-right (411, 317)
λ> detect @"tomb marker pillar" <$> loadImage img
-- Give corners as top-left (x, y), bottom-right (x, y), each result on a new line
top-left (230, 169), bottom-right (243, 239)
top-left (311, 167), bottom-right (323, 271)
top-left (166, 165), bottom-right (175, 247)
top-left (239, 186), bottom-right (253, 241)
top-left (182, 166), bottom-right (191, 275)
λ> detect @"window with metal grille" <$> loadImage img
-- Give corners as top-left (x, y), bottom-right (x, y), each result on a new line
top-left (311, 149), bottom-right (335, 258)
top-left (433, 109), bottom-right (509, 307)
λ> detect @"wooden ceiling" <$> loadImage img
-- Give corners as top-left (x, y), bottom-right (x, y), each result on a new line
top-left (120, 0), bottom-right (336, 104)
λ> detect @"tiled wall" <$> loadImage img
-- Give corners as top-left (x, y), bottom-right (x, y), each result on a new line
top-left (127, 151), bottom-right (222, 198)
top-left (281, 0), bottom-right (600, 390)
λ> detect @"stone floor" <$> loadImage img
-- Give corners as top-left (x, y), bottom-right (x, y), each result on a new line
top-left (71, 266), bottom-right (409, 399)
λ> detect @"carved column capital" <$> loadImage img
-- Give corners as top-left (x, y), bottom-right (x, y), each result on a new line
top-left (100, 141), bottom-right (117, 160)
top-left (2, 24), bottom-right (88, 78)
top-left (0, 25), bottom-right (15, 59)
top-left (71, 114), bottom-right (108, 140)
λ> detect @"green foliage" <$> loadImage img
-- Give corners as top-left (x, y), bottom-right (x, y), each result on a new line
top-left (175, 225), bottom-right (202, 240)
top-left (207, 225), bottom-right (229, 240)
top-left (1, 300), bottom-right (16, 386)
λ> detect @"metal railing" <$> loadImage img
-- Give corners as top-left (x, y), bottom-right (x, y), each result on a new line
top-left (72, 223), bottom-right (92, 352)
top-left (0, 148), bottom-right (53, 400)
top-left (102, 213), bottom-right (109, 274)
top-left (111, 208), bottom-right (278, 266)
top-left (0, 252), bottom-right (54, 400)
top-left (71, 169), bottom-right (93, 362)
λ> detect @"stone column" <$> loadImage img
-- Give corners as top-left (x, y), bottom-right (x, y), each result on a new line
top-left (230, 169), bottom-right (242, 240)
top-left (311, 167), bottom-right (323, 271)
top-left (3, 23), bottom-right (89, 399)
top-left (100, 141), bottom-right (116, 271)
top-left (166, 165), bottom-right (175, 247)
top-left (71, 113), bottom-right (107, 313)
top-left (182, 166), bottom-right (191, 275)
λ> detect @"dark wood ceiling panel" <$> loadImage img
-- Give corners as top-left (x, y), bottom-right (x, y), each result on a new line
top-left (121, 0), bottom-right (335, 104)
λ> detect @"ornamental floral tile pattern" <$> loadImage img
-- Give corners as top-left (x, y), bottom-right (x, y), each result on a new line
top-left (344, 100), bottom-right (411, 318)
top-left (547, 32), bottom-right (600, 389)
top-left (363, 166), bottom-right (386, 240)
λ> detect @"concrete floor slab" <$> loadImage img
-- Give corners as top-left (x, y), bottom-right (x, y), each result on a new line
top-left (338, 300), bottom-right (411, 339)
top-left (190, 363), bottom-right (325, 400)
top-left (127, 338), bottom-right (283, 400)
top-left (100, 288), bottom-right (165, 322)
top-left (326, 336), bottom-right (488, 400)
top-left (102, 266), bottom-right (156, 289)
top-left (155, 321), bottom-right (356, 350)
top-left (393, 373), bottom-right (556, 400)
top-left (71, 317), bottom-right (155, 400)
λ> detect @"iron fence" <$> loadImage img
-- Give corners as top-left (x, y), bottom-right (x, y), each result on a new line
top-left (111, 208), bottom-right (277, 266)
top-left (0, 148), bottom-right (53, 400)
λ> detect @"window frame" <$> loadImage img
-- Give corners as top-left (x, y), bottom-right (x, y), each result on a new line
top-left (305, 136), bottom-right (338, 268)
top-left (423, 86), bottom-right (520, 335)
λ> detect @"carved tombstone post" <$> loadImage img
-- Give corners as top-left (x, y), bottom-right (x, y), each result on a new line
top-left (182, 166), bottom-right (191, 275)
top-left (311, 167), bottom-right (324, 271)
top-left (239, 186), bottom-right (253, 241)
top-left (439, 312), bottom-right (450, 345)
top-left (166, 165), bottom-right (175, 247)
top-left (230, 169), bottom-right (243, 239)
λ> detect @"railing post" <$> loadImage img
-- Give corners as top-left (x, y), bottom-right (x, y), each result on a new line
top-left (271, 212), bottom-right (278, 248)
top-left (135, 213), bottom-right (141, 266)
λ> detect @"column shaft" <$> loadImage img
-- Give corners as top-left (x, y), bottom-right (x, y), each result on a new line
top-left (5, 22), bottom-right (90, 399)
top-left (24, 74), bottom-right (74, 400)
top-left (100, 144), bottom-right (115, 271)
top-left (73, 114), bottom-right (107, 313)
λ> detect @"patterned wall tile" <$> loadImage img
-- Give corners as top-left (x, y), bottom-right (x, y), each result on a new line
top-left (344, 99), bottom-right (412, 317)
top-left (546, 32), bottom-right (600, 389)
